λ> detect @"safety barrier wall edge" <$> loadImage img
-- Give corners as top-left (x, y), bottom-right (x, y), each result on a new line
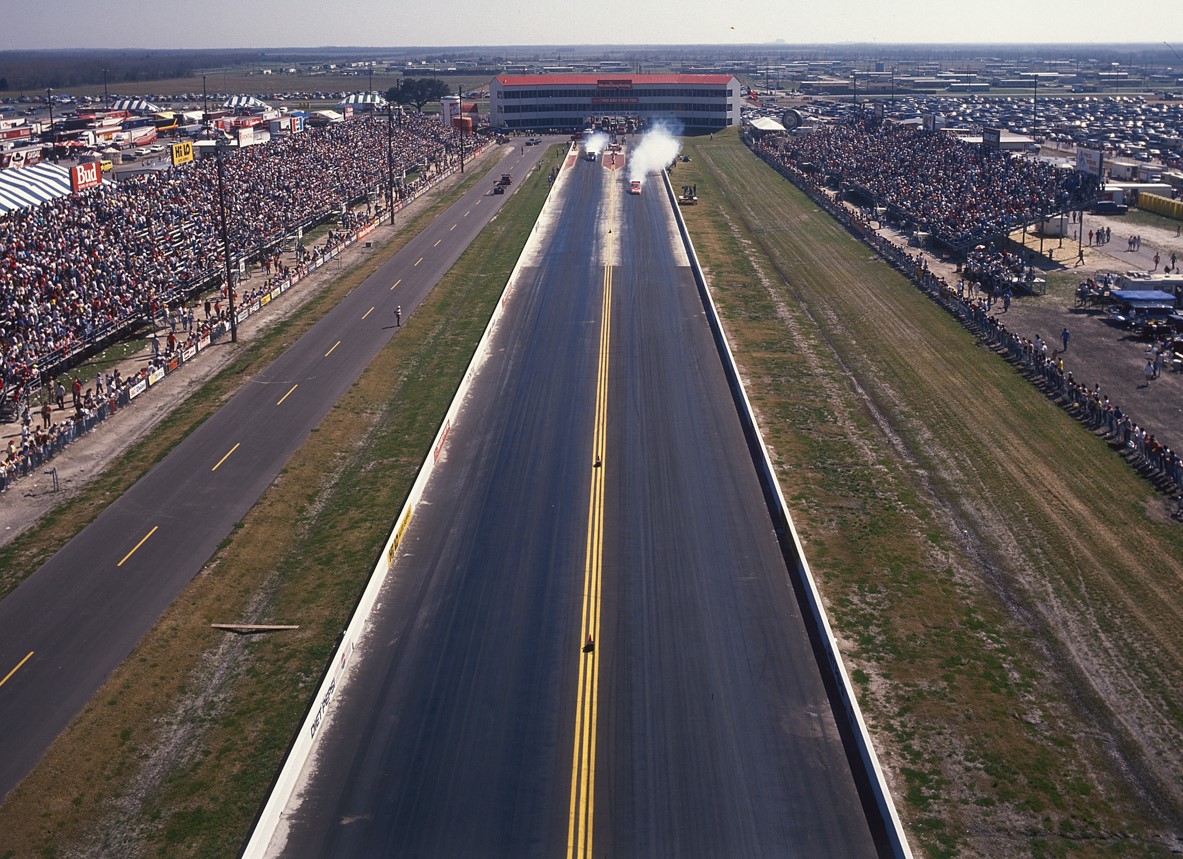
top-left (661, 169), bottom-right (912, 859)
top-left (240, 143), bottom-right (575, 857)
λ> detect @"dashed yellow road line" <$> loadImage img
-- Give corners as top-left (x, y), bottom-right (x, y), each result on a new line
top-left (276, 384), bottom-right (298, 406)
top-left (567, 264), bottom-right (612, 859)
top-left (390, 278), bottom-right (402, 291)
top-left (415, 257), bottom-right (424, 266)
top-left (211, 442), bottom-right (240, 472)
top-left (0, 651), bottom-right (34, 689)
top-left (450, 224), bottom-right (457, 231)
top-left (325, 340), bottom-right (341, 357)
top-left (362, 306), bottom-right (375, 320)
top-left (117, 525), bottom-right (159, 568)
top-left (433, 239), bottom-right (442, 247)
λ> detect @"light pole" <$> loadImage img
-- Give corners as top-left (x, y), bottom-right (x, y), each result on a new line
top-left (386, 103), bottom-right (395, 224)
top-left (214, 140), bottom-right (238, 343)
top-left (1032, 74), bottom-right (1039, 136)
top-left (103, 68), bottom-right (109, 110)
top-left (203, 74), bottom-right (208, 120)
top-left (457, 84), bottom-right (464, 174)
top-left (46, 88), bottom-right (54, 162)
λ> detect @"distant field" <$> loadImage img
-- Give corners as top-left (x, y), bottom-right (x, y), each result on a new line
top-left (15, 70), bottom-right (495, 113)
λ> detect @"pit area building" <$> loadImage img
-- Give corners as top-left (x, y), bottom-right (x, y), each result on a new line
top-left (488, 74), bottom-right (742, 133)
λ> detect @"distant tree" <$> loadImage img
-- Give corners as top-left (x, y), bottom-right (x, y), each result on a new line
top-left (387, 78), bottom-right (452, 112)
top-left (0, 78), bottom-right (7, 91)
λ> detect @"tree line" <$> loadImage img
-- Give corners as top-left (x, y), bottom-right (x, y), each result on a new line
top-left (0, 50), bottom-right (278, 94)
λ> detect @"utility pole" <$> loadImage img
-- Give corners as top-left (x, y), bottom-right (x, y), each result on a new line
top-left (1032, 74), bottom-right (1039, 136)
top-left (215, 140), bottom-right (238, 343)
top-left (46, 88), bottom-right (54, 162)
top-left (386, 103), bottom-right (396, 224)
top-left (457, 84), bottom-right (464, 174)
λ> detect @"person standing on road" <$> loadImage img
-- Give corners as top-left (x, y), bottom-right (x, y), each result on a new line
top-left (1145, 359), bottom-right (1156, 385)
top-left (395, 305), bottom-right (402, 327)
top-left (1061, 327), bottom-right (1070, 352)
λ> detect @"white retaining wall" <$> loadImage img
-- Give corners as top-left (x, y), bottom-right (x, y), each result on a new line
top-left (661, 169), bottom-right (912, 859)
top-left (241, 145), bottom-right (577, 857)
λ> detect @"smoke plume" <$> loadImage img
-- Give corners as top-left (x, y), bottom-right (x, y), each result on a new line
top-left (627, 123), bottom-right (682, 187)
top-left (585, 132), bottom-right (610, 156)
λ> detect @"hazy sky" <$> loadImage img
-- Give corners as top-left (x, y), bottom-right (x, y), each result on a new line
top-left (3, 0), bottom-right (1182, 49)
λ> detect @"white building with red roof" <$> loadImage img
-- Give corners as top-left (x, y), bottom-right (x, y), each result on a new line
top-left (489, 74), bottom-right (742, 133)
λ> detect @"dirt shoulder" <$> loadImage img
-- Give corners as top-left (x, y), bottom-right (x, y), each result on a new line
top-left (866, 209), bottom-right (1183, 459)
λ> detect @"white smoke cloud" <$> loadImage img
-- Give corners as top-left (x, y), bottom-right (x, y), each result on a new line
top-left (627, 122), bottom-right (682, 186)
top-left (584, 131), bottom-right (610, 156)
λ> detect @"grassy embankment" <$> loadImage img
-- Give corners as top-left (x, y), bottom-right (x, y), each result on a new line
top-left (674, 129), bottom-right (1183, 858)
top-left (0, 147), bottom-right (563, 857)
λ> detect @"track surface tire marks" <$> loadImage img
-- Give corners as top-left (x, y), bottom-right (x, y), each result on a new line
top-left (277, 154), bottom-right (878, 856)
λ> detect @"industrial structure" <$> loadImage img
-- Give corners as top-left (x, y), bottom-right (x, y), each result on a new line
top-left (488, 73), bottom-right (742, 132)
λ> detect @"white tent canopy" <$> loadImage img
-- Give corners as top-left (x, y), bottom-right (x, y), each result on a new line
top-left (0, 162), bottom-right (111, 215)
top-left (338, 92), bottom-right (388, 109)
top-left (223, 95), bottom-right (270, 111)
top-left (109, 98), bottom-right (161, 113)
top-left (750, 116), bottom-right (786, 133)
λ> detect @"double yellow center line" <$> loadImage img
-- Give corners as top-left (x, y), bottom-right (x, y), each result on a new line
top-left (567, 265), bottom-right (612, 859)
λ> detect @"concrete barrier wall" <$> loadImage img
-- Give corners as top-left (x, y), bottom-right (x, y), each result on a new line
top-left (661, 171), bottom-right (912, 859)
top-left (241, 144), bottom-right (576, 858)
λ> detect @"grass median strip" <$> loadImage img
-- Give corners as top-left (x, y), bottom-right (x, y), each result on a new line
top-left (0, 148), bottom-right (561, 857)
top-left (676, 129), bottom-right (1183, 858)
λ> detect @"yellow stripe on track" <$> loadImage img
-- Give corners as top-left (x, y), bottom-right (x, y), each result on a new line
top-left (567, 264), bottom-right (612, 859)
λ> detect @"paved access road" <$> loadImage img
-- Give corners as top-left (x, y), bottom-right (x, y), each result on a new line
top-left (0, 142), bottom-right (549, 802)
top-left (274, 150), bottom-right (881, 857)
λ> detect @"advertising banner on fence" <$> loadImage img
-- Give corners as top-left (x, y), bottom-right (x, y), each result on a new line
top-left (69, 161), bottom-right (103, 193)
top-left (1, 148), bottom-right (42, 170)
top-left (1075, 147), bottom-right (1103, 177)
top-left (171, 141), bottom-right (194, 166)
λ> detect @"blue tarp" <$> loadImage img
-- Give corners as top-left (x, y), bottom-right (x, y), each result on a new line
top-left (1110, 289), bottom-right (1176, 306)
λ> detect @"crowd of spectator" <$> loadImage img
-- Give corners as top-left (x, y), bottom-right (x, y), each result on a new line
top-left (749, 133), bottom-right (1183, 499)
top-left (751, 114), bottom-right (1097, 251)
top-left (0, 112), bottom-right (481, 403)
